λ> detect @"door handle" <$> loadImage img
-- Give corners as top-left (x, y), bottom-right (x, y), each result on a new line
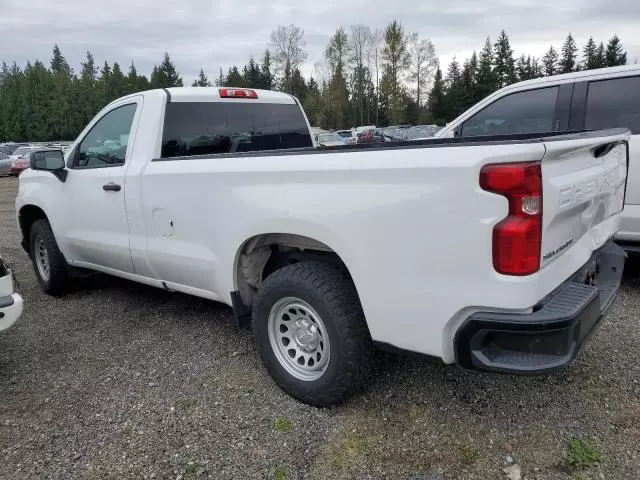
top-left (103, 182), bottom-right (121, 192)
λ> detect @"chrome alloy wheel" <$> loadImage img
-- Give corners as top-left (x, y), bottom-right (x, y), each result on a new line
top-left (267, 297), bottom-right (331, 381)
top-left (35, 236), bottom-right (50, 281)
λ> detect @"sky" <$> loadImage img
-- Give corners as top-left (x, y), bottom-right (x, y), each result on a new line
top-left (1, 0), bottom-right (639, 84)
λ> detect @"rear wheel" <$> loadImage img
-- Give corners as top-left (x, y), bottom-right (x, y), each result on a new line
top-left (29, 219), bottom-right (71, 296)
top-left (252, 261), bottom-right (373, 407)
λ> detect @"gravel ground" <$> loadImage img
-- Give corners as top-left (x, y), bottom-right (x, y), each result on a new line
top-left (0, 176), bottom-right (639, 480)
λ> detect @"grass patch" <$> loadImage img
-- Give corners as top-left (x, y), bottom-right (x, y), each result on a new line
top-left (181, 460), bottom-right (209, 479)
top-left (566, 438), bottom-right (601, 470)
top-left (272, 418), bottom-right (293, 432)
top-left (456, 443), bottom-right (479, 465)
top-left (273, 467), bottom-right (288, 480)
top-left (330, 436), bottom-right (368, 468)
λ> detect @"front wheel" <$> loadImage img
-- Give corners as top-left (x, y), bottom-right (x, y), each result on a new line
top-left (252, 261), bottom-right (373, 407)
top-left (29, 219), bottom-right (71, 296)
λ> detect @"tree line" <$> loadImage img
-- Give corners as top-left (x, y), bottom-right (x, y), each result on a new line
top-left (0, 25), bottom-right (629, 142)
top-left (428, 32), bottom-right (628, 125)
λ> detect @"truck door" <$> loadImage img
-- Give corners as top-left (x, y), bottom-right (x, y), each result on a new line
top-left (58, 97), bottom-right (142, 273)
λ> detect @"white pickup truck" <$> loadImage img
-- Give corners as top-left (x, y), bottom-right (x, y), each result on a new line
top-left (16, 87), bottom-right (629, 406)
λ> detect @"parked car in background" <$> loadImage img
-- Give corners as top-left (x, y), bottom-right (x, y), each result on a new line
top-left (9, 146), bottom-right (39, 160)
top-left (0, 143), bottom-right (28, 155)
top-left (316, 132), bottom-right (347, 147)
top-left (434, 64), bottom-right (640, 251)
top-left (356, 127), bottom-right (386, 144)
top-left (0, 152), bottom-right (13, 176)
top-left (10, 158), bottom-right (30, 176)
top-left (10, 148), bottom-right (40, 176)
top-left (0, 255), bottom-right (23, 332)
top-left (335, 129), bottom-right (357, 144)
top-left (382, 127), bottom-right (409, 142)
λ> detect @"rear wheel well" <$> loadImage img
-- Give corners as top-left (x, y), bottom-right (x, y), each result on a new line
top-left (19, 205), bottom-right (48, 254)
top-left (236, 233), bottom-right (349, 306)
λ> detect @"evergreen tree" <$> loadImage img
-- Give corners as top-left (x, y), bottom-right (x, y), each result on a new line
top-left (460, 53), bottom-right (478, 108)
top-left (582, 37), bottom-right (599, 70)
top-left (150, 53), bottom-right (183, 88)
top-left (74, 51), bottom-right (100, 133)
top-left (516, 54), bottom-right (528, 81)
top-left (559, 33), bottom-right (578, 73)
top-left (493, 30), bottom-right (516, 87)
top-left (531, 57), bottom-right (542, 78)
top-left (443, 58), bottom-right (465, 118)
top-left (80, 51), bottom-right (97, 83)
top-left (192, 68), bottom-right (212, 87)
top-left (225, 66), bottom-right (245, 87)
top-left (49, 46), bottom-right (74, 139)
top-left (259, 50), bottom-right (274, 90)
top-left (302, 77), bottom-right (322, 126)
top-left (605, 35), bottom-right (627, 66)
top-left (475, 37), bottom-right (497, 102)
top-left (50, 44), bottom-right (72, 75)
top-left (215, 68), bottom-right (226, 87)
top-left (542, 46), bottom-right (559, 76)
top-left (242, 57), bottom-right (261, 88)
top-left (127, 61), bottom-right (138, 91)
top-left (595, 42), bottom-right (606, 68)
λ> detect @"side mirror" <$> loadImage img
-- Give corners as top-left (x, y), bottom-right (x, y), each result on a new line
top-left (30, 149), bottom-right (67, 182)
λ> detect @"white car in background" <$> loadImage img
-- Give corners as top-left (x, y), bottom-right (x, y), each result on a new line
top-left (316, 132), bottom-right (347, 147)
top-left (335, 129), bottom-right (357, 144)
top-left (0, 256), bottom-right (23, 332)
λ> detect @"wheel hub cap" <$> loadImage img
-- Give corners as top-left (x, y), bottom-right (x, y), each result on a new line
top-left (293, 318), bottom-right (319, 352)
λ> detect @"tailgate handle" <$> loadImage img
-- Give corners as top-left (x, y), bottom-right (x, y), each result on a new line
top-left (593, 141), bottom-right (623, 158)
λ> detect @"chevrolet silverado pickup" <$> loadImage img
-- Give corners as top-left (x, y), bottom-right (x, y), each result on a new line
top-left (15, 87), bottom-right (629, 406)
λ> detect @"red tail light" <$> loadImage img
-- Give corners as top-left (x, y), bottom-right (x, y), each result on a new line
top-left (219, 88), bottom-right (258, 99)
top-left (480, 161), bottom-right (542, 276)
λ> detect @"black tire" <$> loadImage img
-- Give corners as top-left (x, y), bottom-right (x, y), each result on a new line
top-left (252, 261), bottom-right (373, 407)
top-left (29, 219), bottom-right (71, 296)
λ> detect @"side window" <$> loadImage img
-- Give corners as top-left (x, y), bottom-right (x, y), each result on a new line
top-left (74, 103), bottom-right (137, 168)
top-left (585, 76), bottom-right (640, 134)
top-left (460, 87), bottom-right (559, 137)
top-left (161, 102), bottom-right (312, 158)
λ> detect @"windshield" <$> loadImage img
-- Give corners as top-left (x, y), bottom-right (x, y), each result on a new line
top-left (335, 131), bottom-right (352, 138)
top-left (19, 149), bottom-right (35, 159)
top-left (12, 147), bottom-right (31, 156)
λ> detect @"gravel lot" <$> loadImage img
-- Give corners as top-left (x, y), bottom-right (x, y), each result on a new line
top-left (0, 176), bottom-right (639, 480)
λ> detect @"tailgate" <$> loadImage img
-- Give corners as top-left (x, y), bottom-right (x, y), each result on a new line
top-left (541, 129), bottom-right (629, 268)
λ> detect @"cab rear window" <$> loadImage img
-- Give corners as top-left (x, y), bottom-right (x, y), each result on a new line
top-left (161, 102), bottom-right (312, 158)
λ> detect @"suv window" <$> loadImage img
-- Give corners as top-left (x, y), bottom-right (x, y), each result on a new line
top-left (161, 102), bottom-right (312, 158)
top-left (460, 87), bottom-right (559, 137)
top-left (585, 76), bottom-right (640, 134)
top-left (75, 103), bottom-right (137, 168)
